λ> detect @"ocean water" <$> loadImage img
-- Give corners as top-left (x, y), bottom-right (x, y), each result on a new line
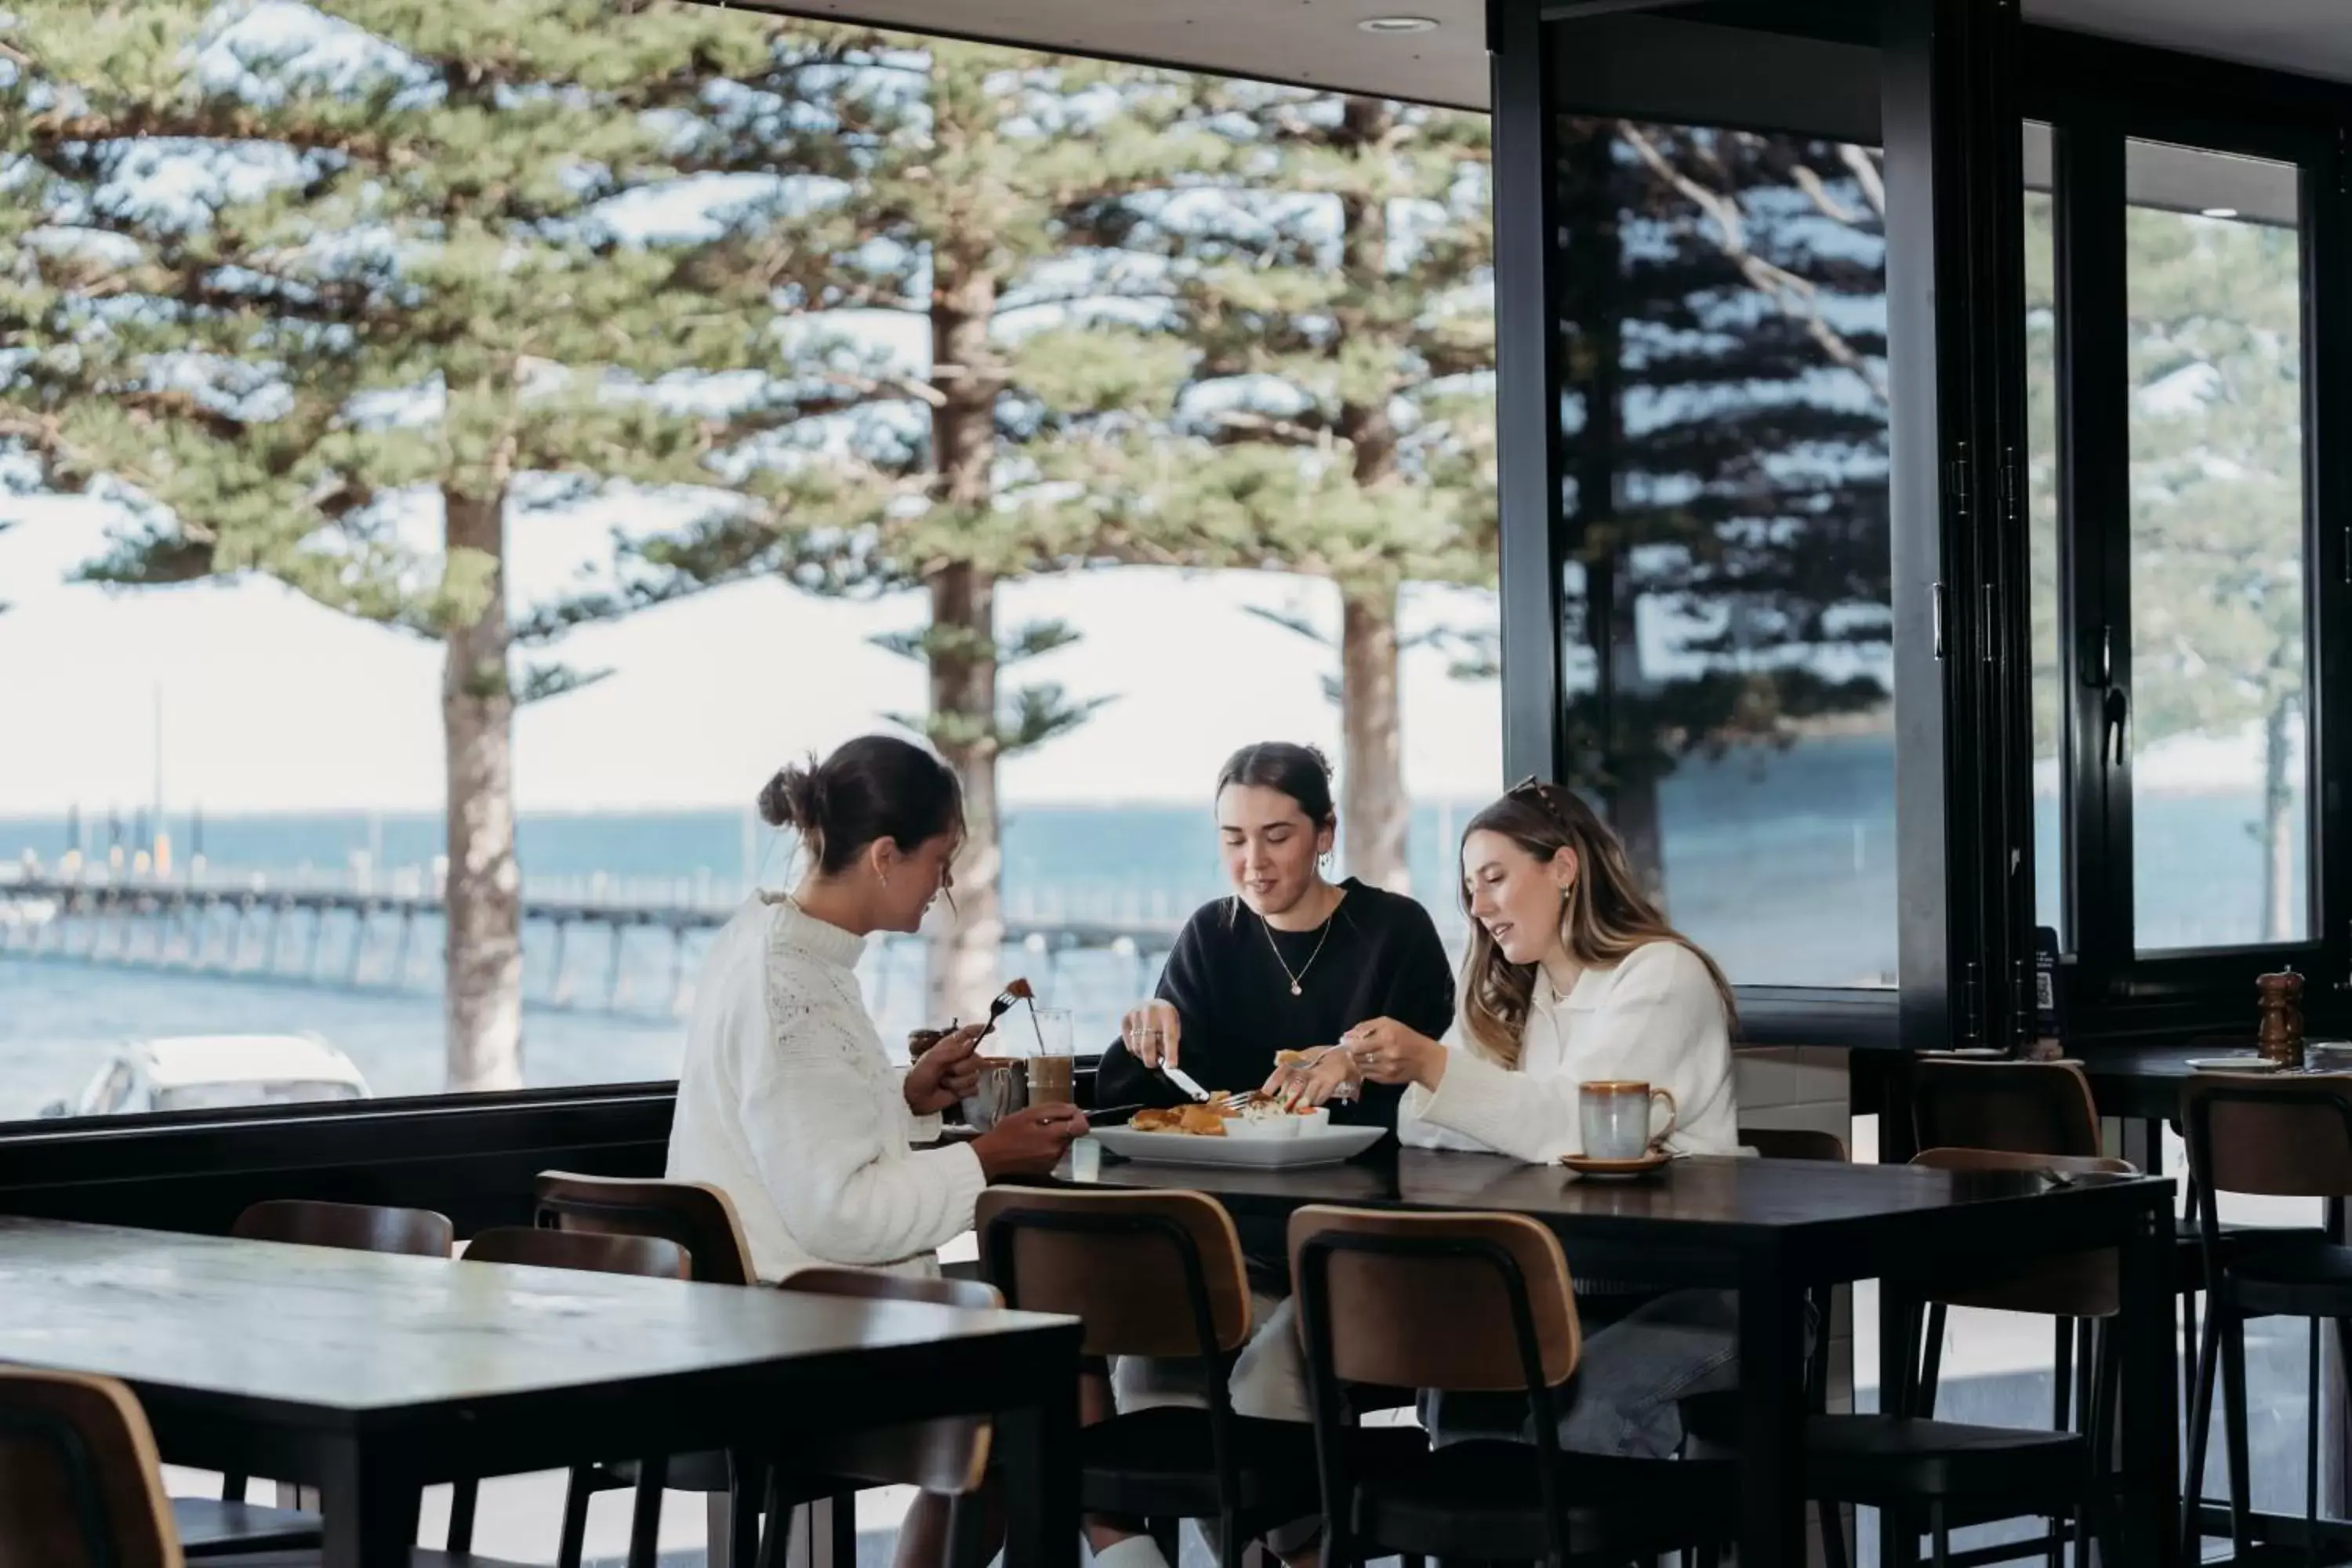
top-left (0, 731), bottom-right (2305, 1116)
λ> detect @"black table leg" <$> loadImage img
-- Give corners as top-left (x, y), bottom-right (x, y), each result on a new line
top-left (1880, 1269), bottom-right (1919, 1568)
top-left (1739, 1252), bottom-right (1807, 1568)
top-left (2118, 1192), bottom-right (2180, 1568)
top-left (997, 1366), bottom-right (1080, 1568)
top-left (316, 1436), bottom-right (419, 1568)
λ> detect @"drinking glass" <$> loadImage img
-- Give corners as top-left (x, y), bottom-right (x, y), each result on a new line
top-left (1025, 1005), bottom-right (1076, 1105)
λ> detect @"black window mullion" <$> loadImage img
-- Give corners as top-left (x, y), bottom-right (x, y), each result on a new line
top-left (2303, 140), bottom-right (2352, 1016)
top-left (2051, 121), bottom-right (2131, 1000)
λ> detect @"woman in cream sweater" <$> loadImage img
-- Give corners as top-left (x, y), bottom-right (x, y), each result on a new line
top-left (667, 735), bottom-right (1081, 1284)
top-left (1282, 777), bottom-right (1740, 1459)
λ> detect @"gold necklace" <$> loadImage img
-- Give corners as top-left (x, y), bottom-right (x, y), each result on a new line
top-left (1262, 887), bottom-right (1341, 997)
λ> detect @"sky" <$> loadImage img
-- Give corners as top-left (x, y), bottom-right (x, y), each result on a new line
top-left (0, 493), bottom-right (1505, 816)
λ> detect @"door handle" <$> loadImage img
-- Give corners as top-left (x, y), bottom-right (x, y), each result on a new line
top-left (2102, 685), bottom-right (2129, 768)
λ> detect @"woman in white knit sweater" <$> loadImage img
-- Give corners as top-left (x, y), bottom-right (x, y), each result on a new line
top-left (666, 735), bottom-right (1082, 1284)
top-left (1280, 776), bottom-right (1740, 1459)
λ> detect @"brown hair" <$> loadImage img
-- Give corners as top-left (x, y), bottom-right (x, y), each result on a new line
top-left (760, 735), bottom-right (964, 877)
top-left (1215, 742), bottom-right (1336, 828)
top-left (1456, 779), bottom-right (1737, 1069)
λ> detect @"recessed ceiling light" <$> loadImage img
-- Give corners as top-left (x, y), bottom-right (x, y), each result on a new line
top-left (2201, 206), bottom-right (2240, 219)
top-left (1359, 16), bottom-right (1439, 34)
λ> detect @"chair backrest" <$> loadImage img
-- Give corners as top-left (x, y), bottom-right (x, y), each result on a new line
top-left (1912, 1058), bottom-right (2101, 1158)
top-left (973, 1188), bottom-right (1249, 1359)
top-left (1743, 1126), bottom-right (1849, 1163)
top-left (1907, 1148), bottom-right (2133, 1318)
top-left (779, 1265), bottom-right (1003, 1314)
top-left (532, 1172), bottom-right (757, 1286)
top-left (772, 1267), bottom-right (1003, 1494)
top-left (462, 1225), bottom-right (691, 1280)
top-left (2182, 1073), bottom-right (2352, 1200)
top-left (0, 1369), bottom-right (180, 1568)
top-left (1287, 1205), bottom-right (1580, 1394)
top-left (1910, 1147), bottom-right (2136, 1180)
top-left (230, 1200), bottom-right (453, 1258)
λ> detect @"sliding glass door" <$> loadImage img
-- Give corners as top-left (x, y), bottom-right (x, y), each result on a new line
top-left (2027, 109), bottom-right (2348, 1030)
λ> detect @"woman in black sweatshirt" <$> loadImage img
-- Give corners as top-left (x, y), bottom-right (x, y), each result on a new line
top-left (1094, 743), bottom-right (1456, 1123)
top-left (1081, 742), bottom-right (1454, 1568)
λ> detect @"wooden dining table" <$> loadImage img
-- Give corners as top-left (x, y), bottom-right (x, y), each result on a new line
top-left (0, 1216), bottom-right (1083, 1568)
top-left (1051, 1141), bottom-right (2180, 1568)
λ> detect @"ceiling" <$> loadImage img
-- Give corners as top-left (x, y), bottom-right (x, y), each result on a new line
top-left (717, 0), bottom-right (2352, 111)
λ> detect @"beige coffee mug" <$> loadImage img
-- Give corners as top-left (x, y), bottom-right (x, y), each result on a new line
top-left (1578, 1080), bottom-right (1679, 1161)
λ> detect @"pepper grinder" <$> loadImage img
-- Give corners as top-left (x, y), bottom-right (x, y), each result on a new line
top-left (2257, 968), bottom-right (2306, 1069)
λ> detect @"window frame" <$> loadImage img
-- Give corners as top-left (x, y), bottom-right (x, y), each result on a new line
top-left (2027, 69), bottom-right (2352, 1039)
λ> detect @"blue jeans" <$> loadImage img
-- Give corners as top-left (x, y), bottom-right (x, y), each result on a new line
top-left (1423, 1288), bottom-right (1741, 1459)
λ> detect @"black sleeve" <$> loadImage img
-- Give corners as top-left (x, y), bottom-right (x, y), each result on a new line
top-left (1380, 896), bottom-right (1457, 1042)
top-left (1092, 909), bottom-right (1215, 1109)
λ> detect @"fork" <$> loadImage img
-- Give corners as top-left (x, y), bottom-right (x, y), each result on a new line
top-left (973, 978), bottom-right (1033, 1043)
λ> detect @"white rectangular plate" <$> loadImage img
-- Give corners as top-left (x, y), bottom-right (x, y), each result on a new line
top-left (1090, 1125), bottom-right (1388, 1169)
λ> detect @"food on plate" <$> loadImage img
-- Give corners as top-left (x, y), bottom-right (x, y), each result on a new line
top-left (1131, 1104), bottom-right (1230, 1137)
top-left (1129, 1095), bottom-right (1319, 1138)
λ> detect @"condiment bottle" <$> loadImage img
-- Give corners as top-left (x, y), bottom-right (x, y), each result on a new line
top-left (2257, 969), bottom-right (2306, 1069)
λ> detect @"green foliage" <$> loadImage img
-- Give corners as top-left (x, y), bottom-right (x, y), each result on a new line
top-left (2, 0), bottom-right (906, 668)
top-left (1553, 122), bottom-right (1894, 844)
top-left (2023, 189), bottom-right (2308, 937)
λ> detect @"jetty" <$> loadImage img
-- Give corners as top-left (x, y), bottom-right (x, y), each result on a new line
top-left (0, 867), bottom-right (1185, 1018)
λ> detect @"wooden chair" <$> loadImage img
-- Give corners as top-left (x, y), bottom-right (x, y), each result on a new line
top-left (1910, 1054), bottom-right (2324, 1547)
top-left (0, 1367), bottom-right (181, 1568)
top-left (1743, 1126), bottom-right (1851, 1164)
top-left (533, 1172), bottom-right (754, 1285)
top-left (1912, 1059), bottom-right (2103, 1160)
top-left (440, 1226), bottom-right (692, 1568)
top-left (182, 1201), bottom-right (456, 1559)
top-left (1286, 1204), bottom-right (1733, 1567)
top-left (1908, 1147), bottom-right (2135, 1568)
top-left (975, 1186), bottom-right (1393, 1568)
top-left (1907, 1058), bottom-right (2131, 1489)
top-left (230, 1200), bottom-right (456, 1256)
top-left (531, 1173), bottom-right (761, 1568)
top-left (760, 1268), bottom-right (1002, 1568)
top-left (2180, 1073), bottom-right (2352, 1565)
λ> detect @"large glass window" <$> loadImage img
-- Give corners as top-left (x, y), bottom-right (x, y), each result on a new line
top-left (2025, 118), bottom-right (2321, 1003)
top-left (1554, 117), bottom-right (1893, 987)
top-left (2123, 141), bottom-right (2310, 951)
top-left (0, 7), bottom-right (1499, 1125)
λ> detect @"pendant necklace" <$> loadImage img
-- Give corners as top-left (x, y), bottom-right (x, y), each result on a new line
top-left (1263, 889), bottom-right (1339, 997)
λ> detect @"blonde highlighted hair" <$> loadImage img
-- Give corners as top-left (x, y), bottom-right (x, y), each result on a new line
top-left (1457, 779), bottom-right (1737, 1069)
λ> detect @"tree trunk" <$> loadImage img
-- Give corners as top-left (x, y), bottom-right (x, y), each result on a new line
top-left (924, 253), bottom-right (1004, 1023)
top-left (926, 563), bottom-right (1003, 1022)
top-left (2262, 691), bottom-right (2296, 942)
top-left (1329, 96), bottom-right (1412, 895)
top-left (441, 486), bottom-right (523, 1092)
top-left (1340, 586), bottom-right (1410, 893)
top-left (1610, 771), bottom-right (1668, 906)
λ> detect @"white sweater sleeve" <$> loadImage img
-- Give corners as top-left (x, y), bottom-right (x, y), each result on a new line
top-left (739, 1020), bottom-right (985, 1268)
top-left (1398, 1027), bottom-right (1497, 1152)
top-left (1414, 944), bottom-right (1736, 1164)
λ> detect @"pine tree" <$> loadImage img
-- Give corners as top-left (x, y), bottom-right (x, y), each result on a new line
top-left (1553, 119), bottom-right (1893, 897)
top-left (595, 25), bottom-right (1285, 1019)
top-left (0, 0), bottom-right (898, 1087)
top-left (1160, 92), bottom-right (1496, 895)
top-left (2024, 196), bottom-right (2307, 941)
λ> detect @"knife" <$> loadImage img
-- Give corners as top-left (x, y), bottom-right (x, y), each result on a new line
top-left (1160, 1062), bottom-right (1214, 1104)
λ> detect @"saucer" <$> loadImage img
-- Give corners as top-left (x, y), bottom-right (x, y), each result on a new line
top-left (1561, 1149), bottom-right (1672, 1179)
top-left (2185, 1055), bottom-right (2281, 1073)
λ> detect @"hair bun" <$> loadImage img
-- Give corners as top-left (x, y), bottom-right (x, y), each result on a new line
top-left (757, 761), bottom-right (823, 829)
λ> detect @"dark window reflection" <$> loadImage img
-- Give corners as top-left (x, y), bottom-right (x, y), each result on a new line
top-left (1555, 118), bottom-right (1893, 986)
